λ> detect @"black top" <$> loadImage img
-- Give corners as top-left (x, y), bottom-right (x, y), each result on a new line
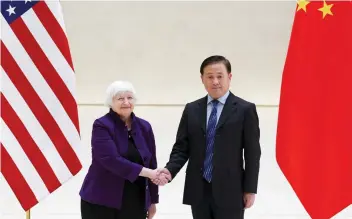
top-left (126, 130), bottom-right (145, 187)
top-left (118, 130), bottom-right (147, 215)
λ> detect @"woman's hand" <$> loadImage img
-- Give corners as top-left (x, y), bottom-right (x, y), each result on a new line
top-left (139, 167), bottom-right (160, 180)
top-left (146, 169), bottom-right (160, 180)
top-left (147, 204), bottom-right (156, 219)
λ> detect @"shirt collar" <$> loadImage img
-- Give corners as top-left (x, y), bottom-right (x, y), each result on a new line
top-left (207, 90), bottom-right (230, 105)
top-left (108, 108), bottom-right (136, 126)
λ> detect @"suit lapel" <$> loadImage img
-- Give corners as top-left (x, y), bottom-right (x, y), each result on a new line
top-left (198, 96), bottom-right (208, 134)
top-left (216, 92), bottom-right (237, 129)
top-left (198, 93), bottom-right (238, 133)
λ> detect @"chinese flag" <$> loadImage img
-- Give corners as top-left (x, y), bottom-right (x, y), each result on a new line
top-left (276, 1), bottom-right (352, 218)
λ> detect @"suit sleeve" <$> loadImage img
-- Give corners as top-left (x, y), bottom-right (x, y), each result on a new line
top-left (165, 104), bottom-right (190, 179)
top-left (147, 125), bottom-right (159, 204)
top-left (91, 119), bottom-right (143, 182)
top-left (243, 103), bottom-right (261, 193)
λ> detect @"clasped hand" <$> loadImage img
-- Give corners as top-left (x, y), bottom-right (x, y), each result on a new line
top-left (148, 168), bottom-right (172, 186)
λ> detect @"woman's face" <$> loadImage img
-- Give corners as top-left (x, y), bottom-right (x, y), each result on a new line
top-left (111, 91), bottom-right (135, 119)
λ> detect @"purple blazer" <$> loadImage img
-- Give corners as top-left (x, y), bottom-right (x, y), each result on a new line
top-left (79, 109), bottom-right (159, 210)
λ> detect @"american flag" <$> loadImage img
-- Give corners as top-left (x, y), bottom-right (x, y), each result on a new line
top-left (0, 0), bottom-right (82, 211)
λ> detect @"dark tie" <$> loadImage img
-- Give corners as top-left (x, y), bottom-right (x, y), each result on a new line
top-left (203, 99), bottom-right (219, 182)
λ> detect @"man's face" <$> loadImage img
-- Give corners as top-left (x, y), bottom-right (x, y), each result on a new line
top-left (201, 62), bottom-right (232, 99)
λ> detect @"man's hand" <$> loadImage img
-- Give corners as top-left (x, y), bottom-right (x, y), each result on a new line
top-left (243, 193), bottom-right (255, 209)
top-left (151, 168), bottom-right (172, 186)
top-left (147, 204), bottom-right (156, 219)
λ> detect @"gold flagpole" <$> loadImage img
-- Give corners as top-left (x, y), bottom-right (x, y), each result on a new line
top-left (26, 209), bottom-right (30, 219)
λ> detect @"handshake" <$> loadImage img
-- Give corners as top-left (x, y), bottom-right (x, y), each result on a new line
top-left (146, 168), bottom-right (172, 186)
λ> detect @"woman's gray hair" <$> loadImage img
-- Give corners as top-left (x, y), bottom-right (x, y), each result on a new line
top-left (104, 80), bottom-right (136, 107)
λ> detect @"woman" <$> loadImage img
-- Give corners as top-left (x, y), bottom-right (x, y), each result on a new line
top-left (79, 81), bottom-right (165, 219)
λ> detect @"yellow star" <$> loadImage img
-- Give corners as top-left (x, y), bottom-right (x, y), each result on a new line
top-left (318, 1), bottom-right (334, 18)
top-left (297, 0), bottom-right (310, 12)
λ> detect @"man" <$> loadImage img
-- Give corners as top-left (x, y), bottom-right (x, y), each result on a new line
top-left (156, 55), bottom-right (261, 219)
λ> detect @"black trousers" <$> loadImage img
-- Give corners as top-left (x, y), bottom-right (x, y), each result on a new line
top-left (81, 181), bottom-right (146, 219)
top-left (191, 179), bottom-right (244, 219)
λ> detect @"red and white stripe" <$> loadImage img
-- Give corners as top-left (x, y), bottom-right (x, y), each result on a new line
top-left (0, 0), bottom-right (82, 211)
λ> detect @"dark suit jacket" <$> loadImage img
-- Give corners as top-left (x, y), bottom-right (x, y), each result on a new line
top-left (79, 109), bottom-right (158, 210)
top-left (165, 92), bottom-right (261, 209)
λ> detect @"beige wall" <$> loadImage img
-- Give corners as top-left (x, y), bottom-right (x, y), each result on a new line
top-left (1, 1), bottom-right (351, 219)
top-left (65, 1), bottom-right (294, 106)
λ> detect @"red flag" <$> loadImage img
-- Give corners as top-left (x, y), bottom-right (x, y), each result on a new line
top-left (1, 0), bottom-right (81, 211)
top-left (276, 1), bottom-right (352, 218)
